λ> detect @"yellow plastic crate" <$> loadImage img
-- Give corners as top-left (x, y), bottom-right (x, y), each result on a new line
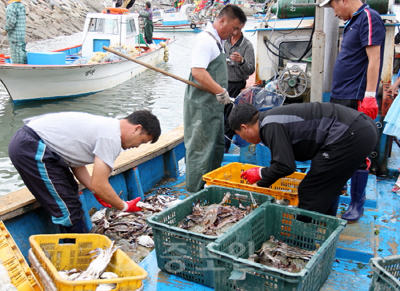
top-left (0, 221), bottom-right (42, 291)
top-left (29, 233), bottom-right (147, 291)
top-left (203, 162), bottom-right (306, 206)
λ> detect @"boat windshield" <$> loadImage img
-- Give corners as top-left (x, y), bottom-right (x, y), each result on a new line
top-left (88, 18), bottom-right (119, 34)
top-left (278, 41), bottom-right (311, 68)
top-left (127, 19), bottom-right (137, 35)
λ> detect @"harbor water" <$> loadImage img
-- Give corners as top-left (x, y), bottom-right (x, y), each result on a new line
top-left (0, 19), bottom-right (258, 195)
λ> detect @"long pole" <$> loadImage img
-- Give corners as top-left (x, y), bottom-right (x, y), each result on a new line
top-left (310, 2), bottom-right (325, 102)
top-left (103, 45), bottom-right (215, 94)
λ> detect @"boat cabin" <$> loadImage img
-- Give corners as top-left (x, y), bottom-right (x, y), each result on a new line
top-left (81, 10), bottom-right (141, 58)
top-left (250, 12), bottom-right (398, 103)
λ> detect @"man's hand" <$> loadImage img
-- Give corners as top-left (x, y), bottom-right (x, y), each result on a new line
top-left (388, 81), bottom-right (399, 97)
top-left (359, 92), bottom-right (378, 120)
top-left (230, 52), bottom-right (244, 64)
top-left (240, 167), bottom-right (262, 184)
top-left (2, 31), bottom-right (7, 36)
top-left (122, 197), bottom-right (141, 212)
top-left (216, 89), bottom-right (231, 105)
top-left (93, 193), bottom-right (112, 208)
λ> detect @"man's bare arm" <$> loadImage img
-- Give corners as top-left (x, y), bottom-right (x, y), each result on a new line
top-left (365, 45), bottom-right (381, 93)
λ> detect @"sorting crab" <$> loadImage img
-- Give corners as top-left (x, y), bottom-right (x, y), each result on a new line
top-left (90, 193), bottom-right (180, 260)
top-left (248, 235), bottom-right (318, 273)
top-left (177, 192), bottom-right (254, 236)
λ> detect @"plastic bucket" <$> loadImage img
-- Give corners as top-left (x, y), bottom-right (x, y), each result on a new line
top-left (0, 54), bottom-right (5, 64)
top-left (233, 134), bottom-right (250, 147)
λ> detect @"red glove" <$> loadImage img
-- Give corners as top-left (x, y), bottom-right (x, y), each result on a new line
top-left (358, 93), bottom-right (378, 120)
top-left (122, 197), bottom-right (141, 212)
top-left (93, 193), bottom-right (112, 208)
top-left (240, 167), bottom-right (262, 184)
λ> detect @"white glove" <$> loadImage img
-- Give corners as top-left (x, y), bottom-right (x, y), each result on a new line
top-left (216, 89), bottom-right (231, 105)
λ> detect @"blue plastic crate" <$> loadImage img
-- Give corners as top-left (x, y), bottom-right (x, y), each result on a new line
top-left (27, 52), bottom-right (65, 65)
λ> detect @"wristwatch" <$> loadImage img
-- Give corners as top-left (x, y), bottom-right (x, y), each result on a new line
top-left (239, 58), bottom-right (245, 65)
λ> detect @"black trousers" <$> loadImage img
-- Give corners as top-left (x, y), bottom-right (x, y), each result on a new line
top-left (330, 97), bottom-right (358, 110)
top-left (330, 97), bottom-right (372, 169)
top-left (8, 126), bottom-right (84, 227)
top-left (224, 80), bottom-right (247, 152)
top-left (298, 114), bottom-right (378, 214)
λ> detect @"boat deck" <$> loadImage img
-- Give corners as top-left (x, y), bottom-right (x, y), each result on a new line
top-left (138, 143), bottom-right (400, 291)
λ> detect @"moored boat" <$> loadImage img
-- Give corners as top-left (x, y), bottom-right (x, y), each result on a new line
top-left (0, 8), bottom-right (173, 104)
top-left (151, 4), bottom-right (207, 32)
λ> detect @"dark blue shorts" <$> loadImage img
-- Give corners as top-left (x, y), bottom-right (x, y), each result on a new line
top-left (8, 125), bottom-right (83, 227)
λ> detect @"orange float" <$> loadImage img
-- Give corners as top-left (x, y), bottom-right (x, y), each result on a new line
top-left (101, 7), bottom-right (130, 14)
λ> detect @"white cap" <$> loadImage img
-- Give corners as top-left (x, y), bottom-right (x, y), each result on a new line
top-left (319, 0), bottom-right (331, 7)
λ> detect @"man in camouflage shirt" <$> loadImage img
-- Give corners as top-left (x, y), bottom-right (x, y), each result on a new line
top-left (3, 0), bottom-right (27, 64)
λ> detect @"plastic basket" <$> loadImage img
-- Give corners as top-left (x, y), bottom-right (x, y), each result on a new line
top-left (0, 221), bottom-right (42, 291)
top-left (207, 203), bottom-right (347, 291)
top-left (146, 185), bottom-right (274, 288)
top-left (235, 86), bottom-right (285, 111)
top-left (29, 233), bottom-right (147, 291)
top-left (369, 256), bottom-right (400, 291)
top-left (203, 162), bottom-right (306, 206)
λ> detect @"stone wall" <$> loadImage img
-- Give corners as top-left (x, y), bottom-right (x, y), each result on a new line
top-left (0, 0), bottom-right (115, 43)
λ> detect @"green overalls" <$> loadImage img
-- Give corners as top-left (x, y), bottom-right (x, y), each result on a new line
top-left (139, 10), bottom-right (153, 44)
top-left (183, 36), bottom-right (228, 193)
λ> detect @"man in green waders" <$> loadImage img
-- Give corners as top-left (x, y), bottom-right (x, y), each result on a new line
top-left (184, 5), bottom-right (247, 193)
top-left (139, 2), bottom-right (154, 44)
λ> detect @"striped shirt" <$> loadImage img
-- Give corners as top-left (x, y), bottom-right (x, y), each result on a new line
top-left (331, 4), bottom-right (385, 101)
top-left (4, 1), bottom-right (26, 43)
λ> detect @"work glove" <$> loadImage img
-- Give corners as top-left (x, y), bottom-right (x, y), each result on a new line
top-left (358, 92), bottom-right (378, 120)
top-left (240, 167), bottom-right (262, 184)
top-left (216, 89), bottom-right (232, 105)
top-left (93, 193), bottom-right (112, 208)
top-left (122, 197), bottom-right (141, 212)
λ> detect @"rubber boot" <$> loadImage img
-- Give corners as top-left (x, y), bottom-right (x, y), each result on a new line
top-left (341, 170), bottom-right (368, 223)
top-left (325, 196), bottom-right (340, 217)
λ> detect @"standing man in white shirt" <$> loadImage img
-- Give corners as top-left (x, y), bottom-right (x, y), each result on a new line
top-left (184, 4), bottom-right (247, 192)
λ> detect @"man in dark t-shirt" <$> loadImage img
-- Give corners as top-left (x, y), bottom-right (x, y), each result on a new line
top-left (320, 0), bottom-right (385, 223)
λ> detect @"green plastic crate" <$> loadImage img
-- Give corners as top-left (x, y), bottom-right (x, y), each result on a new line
top-left (207, 203), bottom-right (347, 291)
top-left (146, 186), bottom-right (274, 288)
top-left (369, 256), bottom-right (400, 291)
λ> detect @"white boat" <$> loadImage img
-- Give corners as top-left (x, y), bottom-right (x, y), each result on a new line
top-left (152, 4), bottom-right (207, 32)
top-left (0, 8), bottom-right (173, 104)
